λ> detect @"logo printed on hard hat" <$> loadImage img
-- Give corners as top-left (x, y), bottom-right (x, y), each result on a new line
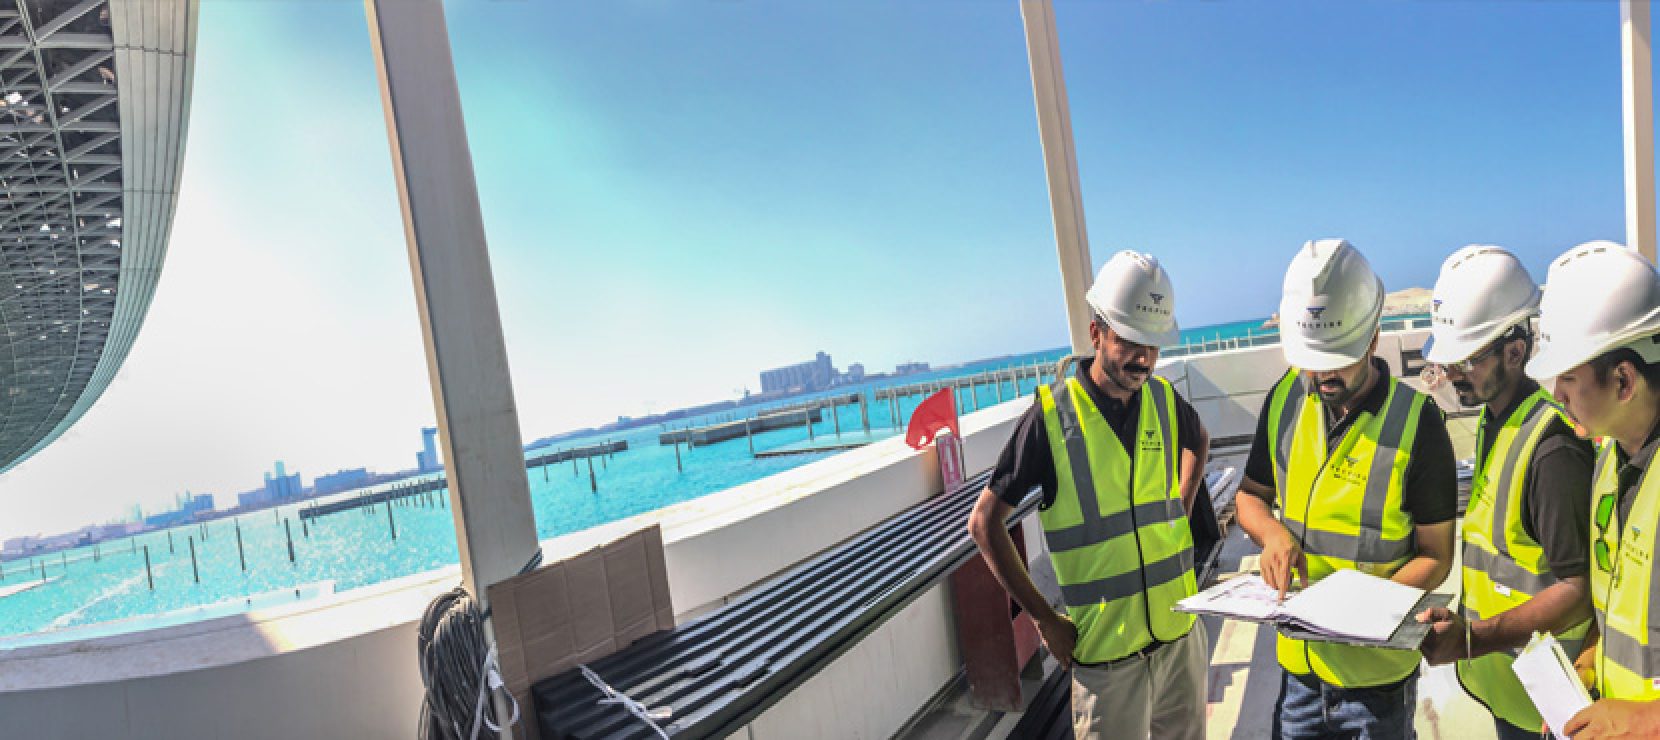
top-left (1299, 297), bottom-right (1342, 330)
top-left (1149, 292), bottom-right (1164, 305)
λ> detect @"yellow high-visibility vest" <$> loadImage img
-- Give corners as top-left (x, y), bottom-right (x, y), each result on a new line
top-left (1457, 389), bottom-right (1590, 732)
top-left (1037, 375), bottom-right (1196, 663)
top-left (1265, 368), bottom-right (1425, 688)
top-left (1590, 438), bottom-right (1660, 701)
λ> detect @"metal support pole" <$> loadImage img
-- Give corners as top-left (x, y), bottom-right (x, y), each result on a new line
top-left (366, 8), bottom-right (539, 711)
top-left (286, 520), bottom-right (296, 565)
top-left (587, 457), bottom-right (598, 493)
top-left (189, 536), bottom-right (199, 584)
top-left (387, 500), bottom-right (398, 540)
top-left (235, 519), bottom-right (246, 573)
top-left (805, 409), bottom-right (815, 441)
top-left (1626, 0), bottom-right (1657, 262)
top-left (144, 546), bottom-right (153, 591)
top-left (860, 393), bottom-right (870, 433)
top-left (674, 440), bottom-right (683, 473)
top-left (831, 402), bottom-right (841, 437)
top-left (302, 513), bottom-right (310, 539)
top-left (746, 417), bottom-right (755, 456)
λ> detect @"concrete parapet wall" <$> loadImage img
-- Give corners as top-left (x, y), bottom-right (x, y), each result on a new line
top-left (0, 398), bottom-right (1026, 740)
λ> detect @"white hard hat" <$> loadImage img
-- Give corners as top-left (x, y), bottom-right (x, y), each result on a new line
top-left (1278, 239), bottom-right (1385, 372)
top-left (1422, 245), bottom-right (1540, 364)
top-left (1085, 250), bottom-right (1179, 347)
top-left (1526, 241), bottom-right (1660, 380)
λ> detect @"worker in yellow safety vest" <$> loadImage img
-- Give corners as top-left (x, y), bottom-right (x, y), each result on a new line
top-left (1411, 245), bottom-right (1595, 740)
top-left (1525, 242), bottom-right (1660, 739)
top-left (969, 251), bottom-right (1211, 740)
top-left (1234, 239), bottom-right (1458, 739)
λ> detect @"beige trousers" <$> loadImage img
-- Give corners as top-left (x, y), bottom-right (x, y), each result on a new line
top-left (1070, 619), bottom-right (1209, 740)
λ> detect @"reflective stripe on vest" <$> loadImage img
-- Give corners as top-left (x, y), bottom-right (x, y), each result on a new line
top-left (1456, 390), bottom-right (1591, 732)
top-left (1266, 368), bottom-right (1426, 688)
top-left (1591, 440), bottom-right (1660, 701)
top-left (1037, 375), bottom-right (1196, 663)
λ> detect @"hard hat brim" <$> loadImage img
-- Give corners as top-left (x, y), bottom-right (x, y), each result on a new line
top-left (1523, 343), bottom-right (1583, 382)
top-left (1423, 326), bottom-right (1503, 365)
top-left (1102, 315), bottom-right (1180, 348)
top-left (1423, 308), bottom-right (1536, 365)
top-left (1281, 327), bottom-right (1378, 372)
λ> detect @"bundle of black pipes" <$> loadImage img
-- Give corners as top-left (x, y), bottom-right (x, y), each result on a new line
top-left (532, 469), bottom-right (1033, 739)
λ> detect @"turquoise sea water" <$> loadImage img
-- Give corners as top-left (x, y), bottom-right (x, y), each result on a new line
top-left (0, 315), bottom-right (1317, 646)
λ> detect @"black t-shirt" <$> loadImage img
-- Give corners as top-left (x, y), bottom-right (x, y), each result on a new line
top-left (989, 359), bottom-right (1205, 509)
top-left (1242, 357), bottom-right (1458, 525)
top-left (1474, 380), bottom-right (1594, 580)
top-left (1614, 421), bottom-right (1660, 525)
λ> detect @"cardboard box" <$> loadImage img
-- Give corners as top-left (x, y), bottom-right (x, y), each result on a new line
top-left (487, 525), bottom-right (674, 740)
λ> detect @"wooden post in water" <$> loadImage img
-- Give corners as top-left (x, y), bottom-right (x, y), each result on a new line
top-left (235, 519), bottom-right (246, 573)
top-left (831, 401), bottom-right (841, 437)
top-left (144, 546), bottom-right (153, 591)
top-left (745, 417), bottom-right (755, 456)
top-left (94, 544), bottom-right (100, 563)
top-left (587, 456), bottom-right (597, 493)
top-left (860, 393), bottom-right (870, 433)
top-left (302, 512), bottom-right (310, 539)
top-left (542, 463), bottom-right (549, 482)
top-left (60, 552), bottom-right (66, 570)
top-left (674, 439), bottom-right (683, 472)
top-left (189, 536), bottom-right (199, 583)
top-left (571, 456), bottom-right (578, 476)
top-left (805, 409), bottom-right (815, 441)
top-left (387, 499), bottom-right (398, 540)
top-left (601, 451), bottom-right (607, 471)
top-left (285, 520), bottom-right (296, 565)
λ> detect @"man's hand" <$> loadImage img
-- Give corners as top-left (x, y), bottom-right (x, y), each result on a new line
top-left (1038, 612), bottom-right (1079, 669)
top-left (1259, 526), bottom-right (1307, 602)
top-left (1563, 698), bottom-right (1660, 738)
top-left (1414, 606), bottom-right (1468, 665)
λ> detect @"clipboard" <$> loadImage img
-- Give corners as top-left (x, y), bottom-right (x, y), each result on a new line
top-left (1278, 591), bottom-right (1454, 650)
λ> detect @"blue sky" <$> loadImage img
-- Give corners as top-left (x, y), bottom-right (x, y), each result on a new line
top-left (0, 0), bottom-right (1633, 536)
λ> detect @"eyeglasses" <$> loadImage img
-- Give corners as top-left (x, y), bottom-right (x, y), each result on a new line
top-left (1594, 490), bottom-right (1617, 572)
top-left (1434, 340), bottom-right (1503, 375)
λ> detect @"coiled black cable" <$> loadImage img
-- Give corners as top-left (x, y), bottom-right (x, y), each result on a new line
top-left (417, 587), bottom-right (501, 740)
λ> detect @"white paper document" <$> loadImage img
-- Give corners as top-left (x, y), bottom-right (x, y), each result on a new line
top-left (1511, 632), bottom-right (1592, 740)
top-left (1175, 569), bottom-right (1425, 643)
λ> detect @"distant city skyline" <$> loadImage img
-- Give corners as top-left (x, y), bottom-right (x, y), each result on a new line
top-left (0, 1), bottom-right (1638, 539)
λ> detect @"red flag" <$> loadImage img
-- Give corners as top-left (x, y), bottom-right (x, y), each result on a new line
top-left (906, 389), bottom-right (960, 450)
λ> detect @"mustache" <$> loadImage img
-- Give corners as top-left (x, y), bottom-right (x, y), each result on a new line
top-left (1124, 363), bottom-right (1151, 375)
